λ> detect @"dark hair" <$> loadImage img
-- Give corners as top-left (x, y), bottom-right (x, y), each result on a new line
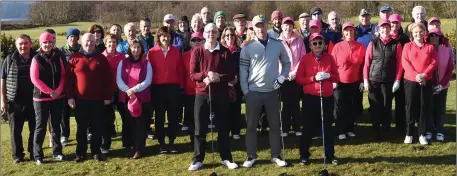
top-left (111, 24), bottom-right (123, 33)
top-left (426, 33), bottom-right (443, 45)
top-left (15, 34), bottom-right (31, 41)
top-left (44, 29), bottom-right (56, 34)
top-left (127, 39), bottom-right (145, 59)
top-left (154, 26), bottom-right (172, 47)
top-left (88, 24), bottom-right (105, 39)
top-left (140, 17), bottom-right (151, 23)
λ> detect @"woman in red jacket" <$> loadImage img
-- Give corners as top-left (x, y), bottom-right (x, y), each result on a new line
top-left (402, 23), bottom-right (437, 145)
top-left (147, 26), bottom-right (184, 153)
top-left (296, 33), bottom-right (339, 165)
top-left (116, 39), bottom-right (152, 159)
top-left (363, 19), bottom-right (403, 141)
top-left (331, 22), bottom-right (365, 140)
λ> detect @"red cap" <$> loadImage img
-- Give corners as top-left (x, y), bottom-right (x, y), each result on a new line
top-left (191, 32), bottom-right (203, 40)
top-left (128, 98), bottom-right (142, 118)
top-left (388, 14), bottom-right (402, 23)
top-left (309, 33), bottom-right (325, 41)
top-left (428, 28), bottom-right (443, 36)
top-left (378, 19), bottom-right (390, 27)
top-left (342, 22), bottom-right (355, 30)
top-left (282, 16), bottom-right (294, 25)
top-left (39, 32), bottom-right (54, 43)
top-left (428, 17), bottom-right (440, 25)
top-left (271, 10), bottom-right (283, 21)
top-left (309, 19), bottom-right (321, 28)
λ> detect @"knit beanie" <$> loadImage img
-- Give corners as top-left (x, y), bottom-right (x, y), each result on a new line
top-left (271, 10), bottom-right (283, 21)
top-left (66, 28), bottom-right (80, 39)
top-left (213, 11), bottom-right (227, 23)
top-left (39, 32), bottom-right (54, 43)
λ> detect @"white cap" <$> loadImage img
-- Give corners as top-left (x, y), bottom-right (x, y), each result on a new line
top-left (163, 14), bottom-right (176, 22)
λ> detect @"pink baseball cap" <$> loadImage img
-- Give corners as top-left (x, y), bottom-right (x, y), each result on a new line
top-left (128, 98), bottom-right (142, 118)
top-left (428, 28), bottom-right (443, 36)
top-left (39, 32), bottom-right (54, 43)
top-left (309, 19), bottom-right (321, 28)
top-left (428, 17), bottom-right (440, 25)
top-left (282, 16), bottom-right (294, 25)
top-left (388, 14), bottom-right (402, 23)
top-left (309, 33), bottom-right (325, 41)
top-left (191, 32), bottom-right (203, 40)
top-left (378, 19), bottom-right (391, 27)
top-left (342, 22), bottom-right (355, 30)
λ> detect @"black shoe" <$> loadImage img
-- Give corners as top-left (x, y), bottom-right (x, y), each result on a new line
top-left (299, 158), bottom-right (310, 165)
top-left (13, 158), bottom-right (24, 164)
top-left (159, 145), bottom-right (168, 154)
top-left (260, 128), bottom-right (268, 136)
top-left (93, 154), bottom-right (104, 162)
top-left (126, 149), bottom-right (134, 158)
top-left (74, 156), bottom-right (85, 163)
top-left (169, 145), bottom-right (179, 154)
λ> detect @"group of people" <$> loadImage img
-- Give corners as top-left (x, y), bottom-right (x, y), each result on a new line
top-left (1, 4), bottom-right (454, 171)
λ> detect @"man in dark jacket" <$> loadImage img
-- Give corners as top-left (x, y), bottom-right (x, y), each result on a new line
top-left (1, 34), bottom-right (37, 163)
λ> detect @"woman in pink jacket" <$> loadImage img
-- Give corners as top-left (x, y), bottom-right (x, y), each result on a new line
top-left (279, 16), bottom-right (306, 137)
top-left (116, 39), bottom-right (152, 159)
top-left (30, 32), bottom-right (66, 165)
top-left (331, 22), bottom-right (366, 140)
top-left (425, 28), bottom-right (454, 142)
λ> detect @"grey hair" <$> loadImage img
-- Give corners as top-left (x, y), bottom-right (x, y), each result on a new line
top-left (204, 23), bottom-right (217, 32)
top-left (124, 22), bottom-right (136, 33)
top-left (412, 6), bottom-right (426, 15)
top-left (192, 13), bottom-right (202, 23)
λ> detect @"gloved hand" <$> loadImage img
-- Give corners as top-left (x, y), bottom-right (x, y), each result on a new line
top-left (392, 80), bottom-right (400, 93)
top-left (364, 79), bottom-right (370, 92)
top-left (433, 84), bottom-right (443, 94)
top-left (333, 83), bottom-right (338, 89)
top-left (359, 82), bottom-right (364, 92)
top-left (314, 72), bottom-right (330, 81)
top-left (288, 72), bottom-right (296, 81)
top-left (273, 75), bottom-right (286, 89)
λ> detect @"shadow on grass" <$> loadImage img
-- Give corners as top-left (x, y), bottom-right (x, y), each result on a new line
top-left (340, 154), bottom-right (456, 165)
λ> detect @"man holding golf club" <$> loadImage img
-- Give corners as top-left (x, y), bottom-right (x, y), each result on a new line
top-left (188, 23), bottom-right (238, 171)
top-left (240, 15), bottom-right (290, 168)
top-left (296, 33), bottom-right (339, 167)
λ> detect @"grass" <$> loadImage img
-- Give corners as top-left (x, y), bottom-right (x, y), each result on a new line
top-left (1, 80), bottom-right (455, 176)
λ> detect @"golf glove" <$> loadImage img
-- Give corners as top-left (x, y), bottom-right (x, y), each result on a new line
top-left (392, 80), bottom-right (400, 93)
top-left (273, 75), bottom-right (286, 89)
top-left (288, 72), bottom-right (296, 81)
top-left (314, 72), bottom-right (330, 81)
top-left (433, 84), bottom-right (443, 94)
top-left (359, 82), bottom-right (364, 92)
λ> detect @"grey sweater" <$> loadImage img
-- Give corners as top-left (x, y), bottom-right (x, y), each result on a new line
top-left (239, 36), bottom-right (291, 94)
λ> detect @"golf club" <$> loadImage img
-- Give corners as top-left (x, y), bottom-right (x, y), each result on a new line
top-left (278, 90), bottom-right (288, 176)
top-left (208, 85), bottom-right (218, 176)
top-left (319, 81), bottom-right (329, 176)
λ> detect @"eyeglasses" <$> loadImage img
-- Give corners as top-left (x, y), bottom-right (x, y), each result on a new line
top-left (312, 41), bottom-right (324, 46)
top-left (191, 38), bottom-right (203, 42)
top-left (225, 34), bottom-right (235, 37)
top-left (205, 30), bottom-right (218, 34)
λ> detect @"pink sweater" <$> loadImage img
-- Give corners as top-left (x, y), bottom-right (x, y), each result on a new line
top-left (434, 44), bottom-right (454, 89)
top-left (279, 32), bottom-right (306, 75)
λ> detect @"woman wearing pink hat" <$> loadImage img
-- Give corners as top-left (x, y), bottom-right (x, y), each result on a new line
top-left (331, 22), bottom-right (366, 140)
top-left (424, 28), bottom-right (454, 142)
top-left (363, 19), bottom-right (403, 141)
top-left (30, 32), bottom-right (66, 165)
top-left (402, 23), bottom-right (437, 145)
top-left (279, 16), bottom-right (307, 137)
top-left (116, 39), bottom-right (152, 159)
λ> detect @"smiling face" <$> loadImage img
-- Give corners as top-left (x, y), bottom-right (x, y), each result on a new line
top-left (342, 27), bottom-right (355, 41)
top-left (81, 33), bottom-right (96, 53)
top-left (359, 15), bottom-right (371, 26)
top-left (224, 29), bottom-right (236, 45)
top-left (428, 33), bottom-right (440, 45)
top-left (234, 18), bottom-right (246, 31)
top-left (253, 22), bottom-right (267, 40)
top-left (379, 24), bottom-right (391, 38)
top-left (124, 24), bottom-right (136, 41)
top-left (328, 12), bottom-right (339, 29)
top-left (310, 38), bottom-right (325, 54)
top-left (299, 17), bottom-right (311, 29)
top-left (130, 42), bottom-right (142, 59)
top-left (110, 25), bottom-right (122, 37)
top-left (164, 20), bottom-right (176, 30)
top-left (216, 15), bottom-right (225, 29)
top-left (412, 26), bottom-right (425, 43)
top-left (106, 38), bottom-right (117, 51)
top-left (140, 20), bottom-right (151, 36)
top-left (281, 23), bottom-right (294, 35)
top-left (200, 7), bottom-right (211, 23)
top-left (412, 8), bottom-right (426, 22)
top-left (204, 25), bottom-right (219, 42)
top-left (159, 32), bottom-right (171, 47)
top-left (67, 35), bottom-right (79, 47)
top-left (379, 10), bottom-right (391, 20)
top-left (16, 37), bottom-right (31, 56)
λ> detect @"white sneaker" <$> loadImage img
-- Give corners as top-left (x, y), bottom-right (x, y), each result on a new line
top-left (221, 160), bottom-right (238, 169)
top-left (281, 133), bottom-right (288, 137)
top-left (419, 135), bottom-right (428, 145)
top-left (338, 134), bottom-right (347, 140)
top-left (271, 157), bottom-right (287, 167)
top-left (53, 154), bottom-right (64, 161)
top-left (436, 133), bottom-right (444, 141)
top-left (147, 134), bottom-right (154, 139)
top-left (404, 136), bottom-right (413, 144)
top-left (232, 135), bottom-right (240, 140)
top-left (347, 132), bottom-right (356, 137)
top-left (242, 157), bottom-right (256, 168)
top-left (61, 137), bottom-right (68, 146)
top-left (295, 132), bottom-right (302, 136)
top-left (188, 161), bottom-right (202, 171)
top-left (49, 141), bottom-right (53, 148)
top-left (425, 132), bottom-right (432, 140)
top-left (101, 149), bottom-right (110, 154)
top-left (181, 126), bottom-right (189, 131)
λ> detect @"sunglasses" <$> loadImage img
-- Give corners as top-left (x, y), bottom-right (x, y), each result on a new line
top-left (191, 38), bottom-right (203, 42)
top-left (225, 34), bottom-right (235, 37)
top-left (312, 41), bottom-right (324, 46)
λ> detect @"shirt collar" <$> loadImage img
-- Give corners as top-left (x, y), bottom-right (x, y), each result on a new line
top-left (204, 42), bottom-right (220, 52)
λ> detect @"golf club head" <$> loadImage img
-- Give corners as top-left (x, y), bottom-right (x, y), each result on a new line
top-left (279, 173), bottom-right (288, 176)
top-left (209, 172), bottom-right (218, 176)
top-left (319, 169), bottom-right (329, 176)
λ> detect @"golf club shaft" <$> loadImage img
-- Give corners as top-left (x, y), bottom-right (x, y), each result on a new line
top-left (319, 81), bottom-right (327, 169)
top-left (278, 90), bottom-right (286, 161)
top-left (209, 84), bottom-right (216, 174)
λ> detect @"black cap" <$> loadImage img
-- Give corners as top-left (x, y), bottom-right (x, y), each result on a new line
top-left (179, 15), bottom-right (189, 23)
top-left (310, 7), bottom-right (323, 15)
top-left (233, 13), bottom-right (247, 20)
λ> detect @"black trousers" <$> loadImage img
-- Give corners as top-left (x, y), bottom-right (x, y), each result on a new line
top-left (8, 101), bottom-right (35, 160)
top-left (368, 81), bottom-right (394, 133)
top-left (404, 80), bottom-right (432, 136)
top-left (183, 95), bottom-right (196, 132)
top-left (228, 84), bottom-right (242, 135)
top-left (193, 95), bottom-right (232, 162)
top-left (300, 94), bottom-right (335, 159)
top-left (33, 99), bottom-right (64, 160)
top-left (280, 80), bottom-right (301, 133)
top-left (101, 103), bottom-right (115, 150)
top-left (151, 84), bottom-right (180, 145)
top-left (124, 103), bottom-right (148, 153)
top-left (178, 94), bottom-right (185, 124)
top-left (74, 99), bottom-right (104, 156)
top-left (61, 99), bottom-right (71, 138)
top-left (354, 90), bottom-right (364, 117)
top-left (394, 79), bottom-right (406, 132)
top-left (334, 82), bottom-right (359, 135)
